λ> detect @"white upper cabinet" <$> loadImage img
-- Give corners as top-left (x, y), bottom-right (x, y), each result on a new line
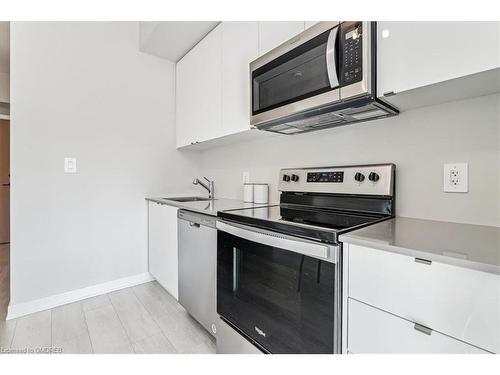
top-left (176, 24), bottom-right (222, 148)
top-left (176, 21), bottom-right (313, 149)
top-left (258, 22), bottom-right (305, 56)
top-left (377, 21), bottom-right (500, 97)
top-left (221, 22), bottom-right (259, 136)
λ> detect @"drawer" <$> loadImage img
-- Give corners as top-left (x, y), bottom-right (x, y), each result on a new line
top-left (348, 244), bottom-right (500, 353)
top-left (348, 299), bottom-right (489, 354)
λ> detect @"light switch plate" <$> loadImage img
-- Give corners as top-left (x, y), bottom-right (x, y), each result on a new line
top-left (443, 163), bottom-right (468, 193)
top-left (64, 157), bottom-right (77, 173)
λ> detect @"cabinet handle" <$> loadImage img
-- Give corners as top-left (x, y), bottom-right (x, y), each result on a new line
top-left (414, 257), bottom-right (432, 265)
top-left (414, 323), bottom-right (432, 336)
top-left (383, 91), bottom-right (396, 97)
top-left (189, 222), bottom-right (200, 228)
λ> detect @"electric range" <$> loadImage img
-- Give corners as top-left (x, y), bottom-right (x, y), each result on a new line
top-left (215, 164), bottom-right (395, 354)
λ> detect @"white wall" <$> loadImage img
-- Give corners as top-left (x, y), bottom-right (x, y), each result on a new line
top-left (10, 22), bottom-right (200, 305)
top-left (200, 94), bottom-right (500, 227)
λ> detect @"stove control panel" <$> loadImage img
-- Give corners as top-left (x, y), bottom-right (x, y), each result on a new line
top-left (307, 171), bottom-right (344, 183)
top-left (279, 164), bottom-right (395, 196)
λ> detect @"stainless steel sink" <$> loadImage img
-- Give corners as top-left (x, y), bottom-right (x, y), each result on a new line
top-left (163, 196), bottom-right (214, 202)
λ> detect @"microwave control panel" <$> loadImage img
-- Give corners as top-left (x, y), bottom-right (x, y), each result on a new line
top-left (341, 22), bottom-right (363, 86)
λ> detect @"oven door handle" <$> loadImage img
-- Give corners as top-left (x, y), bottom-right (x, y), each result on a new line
top-left (326, 25), bottom-right (339, 88)
top-left (216, 220), bottom-right (337, 262)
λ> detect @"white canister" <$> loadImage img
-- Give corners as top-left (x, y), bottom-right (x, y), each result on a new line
top-left (253, 184), bottom-right (269, 204)
top-left (243, 183), bottom-right (254, 203)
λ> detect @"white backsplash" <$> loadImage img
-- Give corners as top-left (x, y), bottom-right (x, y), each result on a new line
top-left (200, 94), bottom-right (500, 227)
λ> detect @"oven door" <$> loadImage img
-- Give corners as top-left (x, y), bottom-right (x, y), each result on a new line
top-left (216, 220), bottom-right (341, 354)
top-left (250, 22), bottom-right (341, 126)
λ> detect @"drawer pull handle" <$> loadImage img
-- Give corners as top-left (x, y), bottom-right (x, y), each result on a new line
top-left (189, 222), bottom-right (200, 228)
top-left (415, 257), bottom-right (432, 265)
top-left (414, 323), bottom-right (432, 336)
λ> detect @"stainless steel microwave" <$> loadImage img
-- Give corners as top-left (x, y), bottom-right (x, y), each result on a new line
top-left (250, 21), bottom-right (398, 134)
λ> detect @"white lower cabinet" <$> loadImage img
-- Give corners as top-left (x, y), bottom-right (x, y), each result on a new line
top-left (348, 299), bottom-right (488, 354)
top-left (344, 243), bottom-right (500, 354)
top-left (148, 201), bottom-right (178, 299)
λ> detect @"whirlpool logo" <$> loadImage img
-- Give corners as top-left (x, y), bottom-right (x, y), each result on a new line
top-left (254, 326), bottom-right (267, 337)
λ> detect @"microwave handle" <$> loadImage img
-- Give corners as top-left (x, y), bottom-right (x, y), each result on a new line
top-left (326, 26), bottom-right (339, 88)
top-left (216, 220), bottom-right (334, 261)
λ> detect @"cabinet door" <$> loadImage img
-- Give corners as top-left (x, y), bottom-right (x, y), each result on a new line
top-left (348, 299), bottom-right (488, 354)
top-left (148, 202), bottom-right (178, 299)
top-left (348, 244), bottom-right (500, 353)
top-left (221, 22), bottom-right (259, 136)
top-left (377, 21), bottom-right (500, 96)
top-left (176, 24), bottom-right (222, 147)
top-left (258, 22), bottom-right (305, 56)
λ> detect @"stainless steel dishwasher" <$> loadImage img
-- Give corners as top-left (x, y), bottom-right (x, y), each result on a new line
top-left (178, 209), bottom-right (217, 337)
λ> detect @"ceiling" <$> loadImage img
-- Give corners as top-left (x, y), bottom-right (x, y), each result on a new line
top-left (0, 22), bottom-right (9, 73)
top-left (139, 21), bottom-right (220, 62)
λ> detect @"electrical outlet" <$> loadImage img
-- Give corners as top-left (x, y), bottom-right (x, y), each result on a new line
top-left (242, 171), bottom-right (250, 184)
top-left (443, 163), bottom-right (468, 193)
top-left (64, 157), bottom-right (77, 173)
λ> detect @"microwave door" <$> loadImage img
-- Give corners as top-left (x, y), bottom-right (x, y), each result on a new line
top-left (251, 23), bottom-right (341, 126)
top-left (326, 25), bottom-right (339, 88)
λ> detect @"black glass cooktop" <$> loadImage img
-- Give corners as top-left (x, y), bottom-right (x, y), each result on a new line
top-left (219, 204), bottom-right (388, 244)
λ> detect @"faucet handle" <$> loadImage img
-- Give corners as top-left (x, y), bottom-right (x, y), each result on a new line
top-left (203, 176), bottom-right (213, 183)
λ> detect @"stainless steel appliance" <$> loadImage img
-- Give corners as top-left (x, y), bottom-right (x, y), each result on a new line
top-left (178, 209), bottom-right (218, 337)
top-left (216, 164), bottom-right (395, 354)
top-left (250, 22), bottom-right (398, 134)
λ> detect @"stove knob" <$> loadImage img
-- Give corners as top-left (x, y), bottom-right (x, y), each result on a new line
top-left (291, 174), bottom-right (299, 182)
top-left (354, 172), bottom-right (365, 182)
top-left (369, 172), bottom-right (380, 182)
top-left (282, 174), bottom-right (291, 182)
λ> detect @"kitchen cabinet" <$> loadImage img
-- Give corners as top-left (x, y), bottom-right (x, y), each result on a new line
top-left (377, 21), bottom-right (500, 97)
top-left (148, 201), bottom-right (178, 299)
top-left (348, 299), bottom-right (488, 354)
top-left (221, 22), bottom-right (259, 136)
top-left (176, 24), bottom-right (223, 148)
top-left (176, 21), bottom-right (312, 149)
top-left (343, 243), bottom-right (500, 353)
top-left (258, 22), bottom-right (305, 56)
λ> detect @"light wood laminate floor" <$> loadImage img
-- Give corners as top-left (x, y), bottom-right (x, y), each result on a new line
top-left (0, 281), bottom-right (215, 354)
top-left (0, 244), bottom-right (9, 321)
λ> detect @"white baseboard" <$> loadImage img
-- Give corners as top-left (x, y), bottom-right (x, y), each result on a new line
top-left (6, 272), bottom-right (155, 320)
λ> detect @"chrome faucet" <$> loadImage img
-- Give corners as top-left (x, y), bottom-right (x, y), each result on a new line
top-left (193, 177), bottom-right (215, 199)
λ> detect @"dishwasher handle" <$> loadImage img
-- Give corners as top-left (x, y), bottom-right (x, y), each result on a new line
top-left (178, 209), bottom-right (216, 228)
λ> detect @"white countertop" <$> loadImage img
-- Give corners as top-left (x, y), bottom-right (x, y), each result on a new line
top-left (339, 217), bottom-right (500, 274)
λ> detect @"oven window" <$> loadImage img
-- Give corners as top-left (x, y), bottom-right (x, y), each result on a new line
top-left (217, 230), bottom-right (336, 354)
top-left (252, 27), bottom-right (338, 115)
